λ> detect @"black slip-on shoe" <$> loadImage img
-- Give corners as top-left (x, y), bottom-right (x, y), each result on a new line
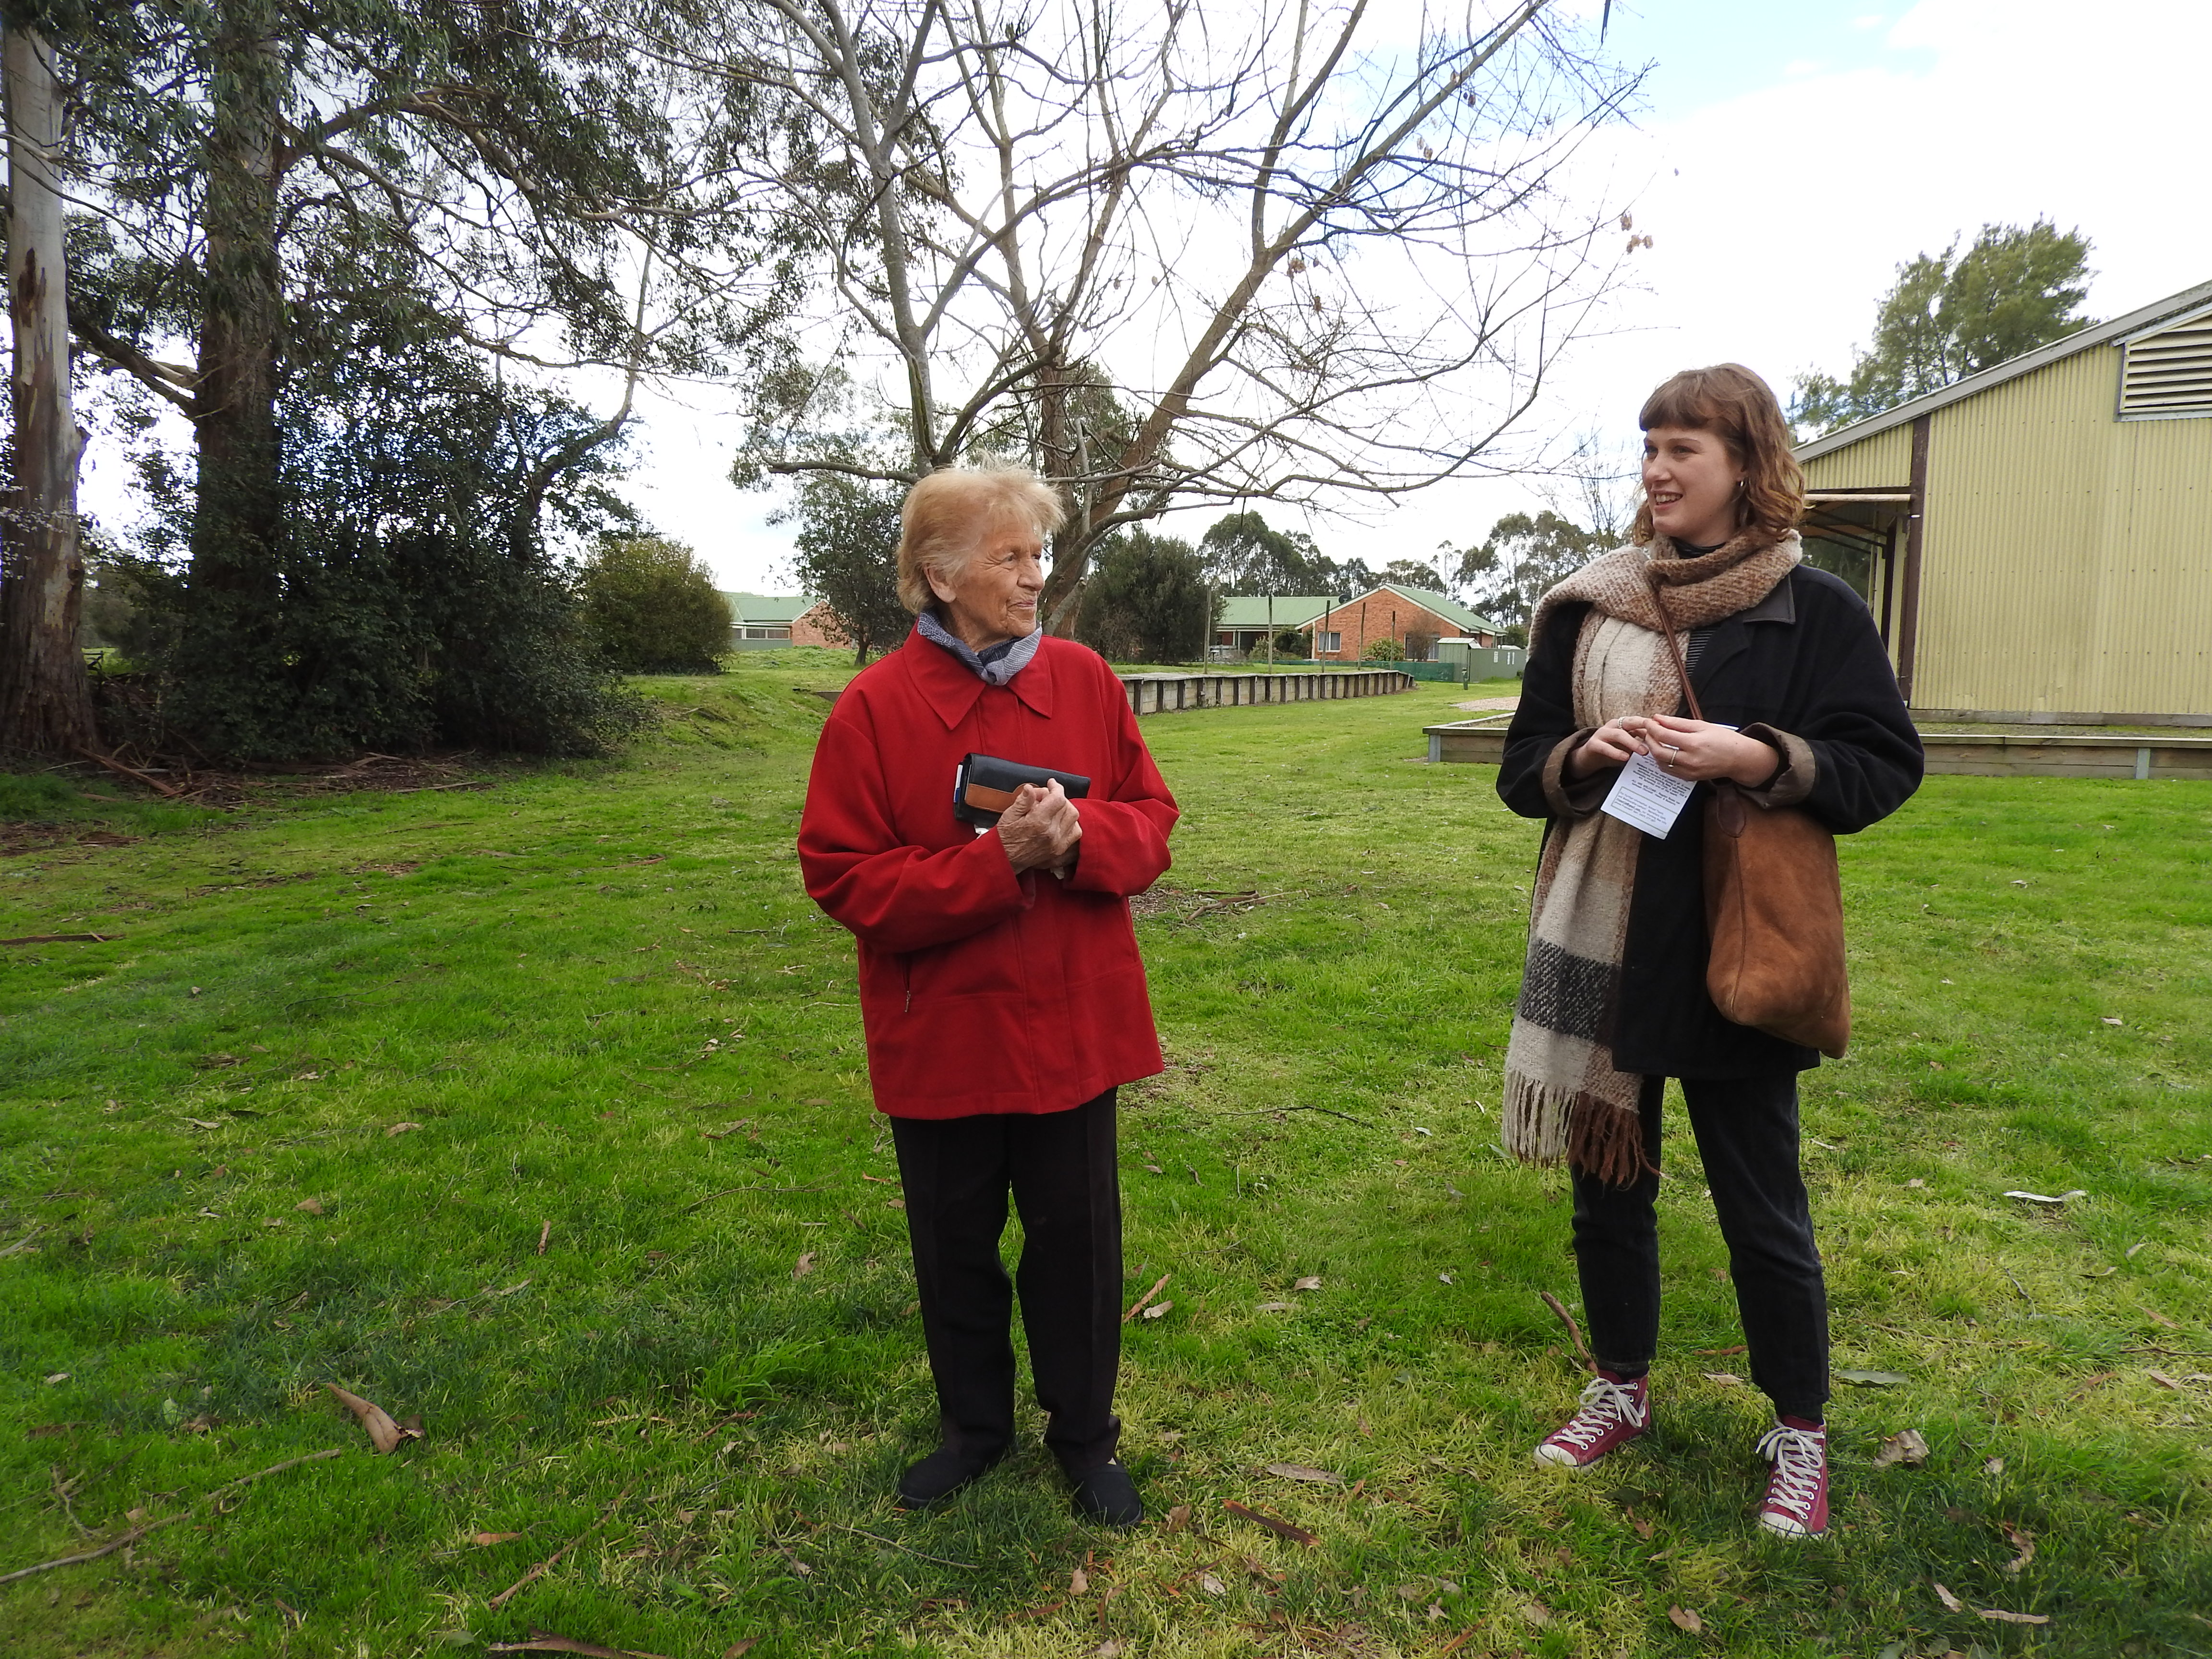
top-left (1069, 1459), bottom-right (1143, 1527)
top-left (895, 1444), bottom-right (1009, 1511)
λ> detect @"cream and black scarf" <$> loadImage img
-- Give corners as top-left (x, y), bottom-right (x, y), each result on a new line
top-left (1502, 530), bottom-right (1803, 1185)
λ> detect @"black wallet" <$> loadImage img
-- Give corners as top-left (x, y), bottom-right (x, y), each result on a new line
top-left (952, 752), bottom-right (1092, 827)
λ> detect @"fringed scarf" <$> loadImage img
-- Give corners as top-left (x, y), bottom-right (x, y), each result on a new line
top-left (1502, 529), bottom-right (1803, 1185)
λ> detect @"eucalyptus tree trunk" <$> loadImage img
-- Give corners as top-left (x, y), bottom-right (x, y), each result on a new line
top-left (0, 16), bottom-right (95, 754)
top-left (185, 1), bottom-right (286, 625)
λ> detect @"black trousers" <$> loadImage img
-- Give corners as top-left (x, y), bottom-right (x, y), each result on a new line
top-left (889, 1088), bottom-right (1123, 1474)
top-left (1571, 1071), bottom-right (1829, 1421)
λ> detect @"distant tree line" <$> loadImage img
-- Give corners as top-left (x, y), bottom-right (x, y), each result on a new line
top-left (0, 0), bottom-right (1647, 758)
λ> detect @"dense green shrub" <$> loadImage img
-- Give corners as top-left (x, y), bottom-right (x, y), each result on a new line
top-left (1075, 529), bottom-right (1215, 663)
top-left (579, 537), bottom-right (732, 673)
top-left (1362, 636), bottom-right (1406, 661)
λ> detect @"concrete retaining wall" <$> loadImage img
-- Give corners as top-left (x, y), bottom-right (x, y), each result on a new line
top-left (1121, 668), bottom-right (1415, 715)
top-left (1421, 718), bottom-right (2212, 780)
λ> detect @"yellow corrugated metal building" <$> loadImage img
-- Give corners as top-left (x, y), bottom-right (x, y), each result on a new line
top-left (1795, 277), bottom-right (2212, 723)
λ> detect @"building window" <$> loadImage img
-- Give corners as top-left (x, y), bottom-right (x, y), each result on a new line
top-left (741, 625), bottom-right (792, 640)
top-left (1315, 631), bottom-right (1342, 653)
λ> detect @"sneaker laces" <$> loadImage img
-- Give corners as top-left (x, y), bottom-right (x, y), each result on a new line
top-left (1756, 1423), bottom-right (1826, 1510)
top-left (1552, 1375), bottom-right (1647, 1450)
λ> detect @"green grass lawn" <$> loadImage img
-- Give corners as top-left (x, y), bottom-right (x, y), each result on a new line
top-left (2, 660), bottom-right (2208, 1659)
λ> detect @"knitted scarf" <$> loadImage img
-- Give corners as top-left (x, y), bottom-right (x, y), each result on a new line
top-left (1502, 529), bottom-right (1803, 1185)
top-left (916, 610), bottom-right (1043, 685)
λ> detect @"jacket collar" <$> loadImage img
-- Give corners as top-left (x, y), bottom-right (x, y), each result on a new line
top-left (1690, 568), bottom-right (1797, 690)
top-left (901, 624), bottom-right (1058, 728)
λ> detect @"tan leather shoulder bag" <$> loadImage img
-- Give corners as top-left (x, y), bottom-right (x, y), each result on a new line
top-left (1649, 579), bottom-right (1851, 1058)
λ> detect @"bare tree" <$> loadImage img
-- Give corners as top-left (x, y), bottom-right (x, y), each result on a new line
top-left (700, 0), bottom-right (1641, 627)
top-left (0, 14), bottom-right (95, 753)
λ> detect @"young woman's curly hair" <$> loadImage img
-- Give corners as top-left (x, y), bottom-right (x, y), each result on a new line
top-left (1631, 363), bottom-right (1805, 547)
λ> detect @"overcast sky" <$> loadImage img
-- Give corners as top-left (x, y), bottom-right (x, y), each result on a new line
top-left (76, 0), bottom-right (2212, 595)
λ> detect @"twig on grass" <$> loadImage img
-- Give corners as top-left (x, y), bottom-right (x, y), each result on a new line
top-left (1206, 1104), bottom-right (1377, 1127)
top-left (50, 1467), bottom-right (92, 1537)
top-left (74, 745), bottom-right (183, 798)
top-left (1123, 1272), bottom-right (1172, 1323)
top-left (1, 933), bottom-right (120, 946)
top-left (0, 1448), bottom-right (342, 1586)
top-left (681, 1185), bottom-right (825, 1214)
top-left (1539, 1291), bottom-right (1595, 1373)
top-left (485, 1637), bottom-right (669, 1659)
top-left (488, 1482), bottom-right (637, 1609)
top-left (830, 1523), bottom-right (979, 1568)
top-left (0, 1225), bottom-right (46, 1257)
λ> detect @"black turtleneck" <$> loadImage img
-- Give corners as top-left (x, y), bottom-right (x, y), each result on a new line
top-left (1669, 540), bottom-right (1726, 676)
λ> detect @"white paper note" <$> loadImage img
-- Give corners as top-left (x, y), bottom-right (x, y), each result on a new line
top-left (1601, 750), bottom-right (1698, 838)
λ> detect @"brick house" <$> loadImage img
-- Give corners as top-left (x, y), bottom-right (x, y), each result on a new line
top-left (721, 592), bottom-right (847, 650)
top-left (1213, 594), bottom-right (1335, 657)
top-left (1307, 585), bottom-right (1503, 661)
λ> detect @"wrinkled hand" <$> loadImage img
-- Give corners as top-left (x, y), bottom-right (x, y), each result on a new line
top-left (1569, 713), bottom-right (1779, 787)
top-left (996, 779), bottom-right (1082, 874)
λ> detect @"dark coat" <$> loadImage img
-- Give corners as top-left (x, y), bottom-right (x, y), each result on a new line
top-left (799, 628), bottom-right (1178, 1118)
top-left (1498, 563), bottom-right (1923, 1079)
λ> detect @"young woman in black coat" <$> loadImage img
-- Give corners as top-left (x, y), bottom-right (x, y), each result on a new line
top-left (1495, 364), bottom-right (1922, 1539)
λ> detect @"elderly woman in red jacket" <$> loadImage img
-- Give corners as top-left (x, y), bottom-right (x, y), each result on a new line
top-left (797, 466), bottom-right (1176, 1527)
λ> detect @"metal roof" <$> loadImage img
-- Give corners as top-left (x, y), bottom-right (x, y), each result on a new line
top-left (1794, 276), bottom-right (2212, 462)
top-left (1216, 594), bottom-right (1336, 628)
top-left (721, 591), bottom-right (819, 623)
top-left (1327, 584), bottom-right (1506, 636)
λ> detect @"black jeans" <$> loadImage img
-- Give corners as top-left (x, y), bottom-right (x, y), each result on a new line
top-left (1571, 1071), bottom-right (1829, 1421)
top-left (890, 1088), bottom-right (1123, 1473)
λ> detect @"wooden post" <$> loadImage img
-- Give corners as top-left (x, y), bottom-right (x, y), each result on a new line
top-left (1896, 414), bottom-right (1931, 704)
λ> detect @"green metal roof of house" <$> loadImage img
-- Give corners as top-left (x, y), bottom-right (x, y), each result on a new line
top-left (721, 592), bottom-right (818, 623)
top-left (1339, 584), bottom-right (1504, 636)
top-left (1215, 594), bottom-right (1336, 628)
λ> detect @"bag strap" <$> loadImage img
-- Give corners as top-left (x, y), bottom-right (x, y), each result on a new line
top-left (1646, 575), bottom-right (1749, 830)
top-left (1643, 577), bottom-right (1706, 722)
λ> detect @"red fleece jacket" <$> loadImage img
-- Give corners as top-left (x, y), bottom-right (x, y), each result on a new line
top-left (798, 629), bottom-right (1178, 1118)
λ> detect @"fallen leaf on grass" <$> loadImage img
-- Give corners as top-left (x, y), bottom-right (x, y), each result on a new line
top-left (1198, 1574), bottom-right (1226, 1596)
top-left (325, 1383), bottom-right (418, 1454)
top-left (1292, 1275), bottom-right (1322, 1291)
top-left (1978, 1608), bottom-right (2051, 1625)
top-left (44, 1372), bottom-right (69, 1384)
top-left (2001, 1524), bottom-right (2035, 1575)
top-left (1667, 1605), bottom-right (1703, 1634)
top-left (1069, 1566), bottom-right (1088, 1594)
top-left (295, 1198), bottom-right (324, 1215)
top-left (1838, 1369), bottom-right (1911, 1388)
top-left (1092, 1643), bottom-right (1124, 1659)
top-left (1164, 1503), bottom-right (1191, 1531)
top-left (2147, 1370), bottom-right (2180, 1390)
top-left (1223, 1499), bottom-right (1319, 1546)
top-left (1264, 1462), bottom-right (1342, 1485)
top-left (2002, 1189), bottom-right (2085, 1205)
top-left (1256, 1301), bottom-right (1293, 1312)
top-left (27, 1422), bottom-right (82, 1438)
top-left (1934, 1582), bottom-right (1964, 1612)
top-left (485, 1638), bottom-right (671, 1659)
top-left (2102, 1016), bottom-right (2123, 1026)
top-left (1873, 1429), bottom-right (1931, 1470)
top-left (793, 1252), bottom-right (815, 1279)
top-left (183, 1117), bottom-right (227, 1131)
top-left (1142, 1300), bottom-right (1173, 1320)
top-left (1701, 1372), bottom-right (1743, 1386)
top-left (386, 1122), bottom-right (422, 1138)
top-left (1693, 1344), bottom-right (1747, 1356)
top-left (723, 1645), bottom-right (757, 1658)
top-left (1984, 1457), bottom-right (2006, 1475)
top-left (2144, 1308), bottom-right (2179, 1329)
top-left (473, 1531), bottom-right (524, 1546)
